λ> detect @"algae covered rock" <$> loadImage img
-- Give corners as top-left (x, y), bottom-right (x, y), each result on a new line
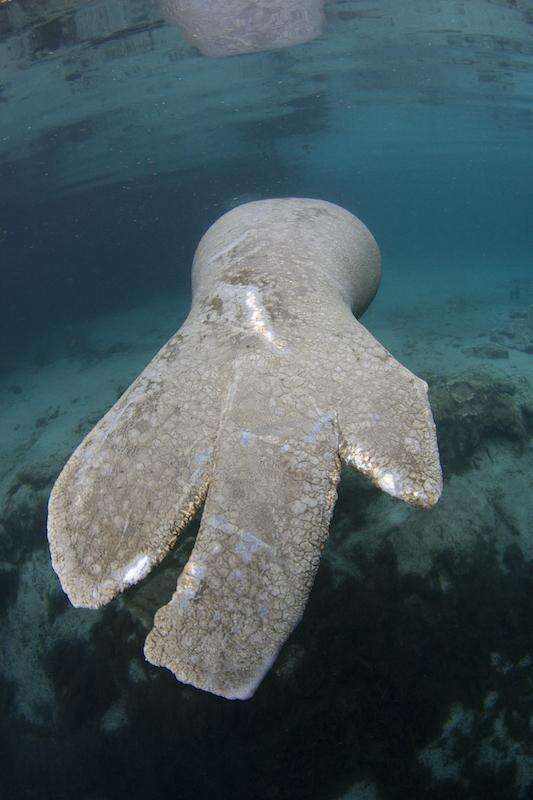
top-left (429, 371), bottom-right (530, 473)
top-left (0, 463), bottom-right (56, 564)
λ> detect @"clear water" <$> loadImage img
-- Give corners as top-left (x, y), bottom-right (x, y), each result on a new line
top-left (0, 2), bottom-right (532, 798)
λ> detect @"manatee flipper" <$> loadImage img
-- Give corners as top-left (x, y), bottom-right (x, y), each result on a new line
top-left (335, 318), bottom-right (442, 507)
top-left (48, 326), bottom-right (229, 608)
top-left (144, 356), bottom-right (341, 699)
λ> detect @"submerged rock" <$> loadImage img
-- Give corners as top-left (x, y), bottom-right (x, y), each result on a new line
top-left (430, 371), bottom-right (530, 473)
top-left (464, 343), bottom-right (509, 359)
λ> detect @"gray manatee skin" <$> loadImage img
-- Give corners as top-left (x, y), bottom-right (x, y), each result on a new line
top-left (47, 198), bottom-right (442, 700)
top-left (161, 0), bottom-right (325, 57)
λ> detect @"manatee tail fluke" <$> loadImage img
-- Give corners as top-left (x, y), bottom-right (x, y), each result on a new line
top-left (144, 358), bottom-right (341, 699)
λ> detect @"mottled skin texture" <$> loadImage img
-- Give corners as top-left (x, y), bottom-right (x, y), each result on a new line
top-left (162, 0), bottom-right (324, 57)
top-left (48, 198), bottom-right (442, 700)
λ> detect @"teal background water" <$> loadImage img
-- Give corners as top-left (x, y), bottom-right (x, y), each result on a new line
top-left (0, 2), bottom-right (532, 799)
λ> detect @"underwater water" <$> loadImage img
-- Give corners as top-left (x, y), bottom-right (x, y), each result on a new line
top-left (0, 0), bottom-right (532, 797)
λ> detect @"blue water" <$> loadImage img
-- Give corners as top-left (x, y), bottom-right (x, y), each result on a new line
top-left (1, 2), bottom-right (532, 798)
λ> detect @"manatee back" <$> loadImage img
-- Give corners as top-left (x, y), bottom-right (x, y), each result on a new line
top-left (191, 198), bottom-right (381, 318)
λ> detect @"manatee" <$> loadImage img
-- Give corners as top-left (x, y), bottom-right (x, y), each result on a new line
top-left (161, 0), bottom-right (325, 57)
top-left (47, 198), bottom-right (442, 700)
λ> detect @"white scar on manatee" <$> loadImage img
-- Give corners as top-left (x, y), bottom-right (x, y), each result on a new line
top-left (47, 198), bottom-right (442, 700)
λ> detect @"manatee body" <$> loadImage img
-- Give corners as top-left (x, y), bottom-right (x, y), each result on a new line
top-left (161, 0), bottom-right (325, 57)
top-left (48, 198), bottom-right (442, 700)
